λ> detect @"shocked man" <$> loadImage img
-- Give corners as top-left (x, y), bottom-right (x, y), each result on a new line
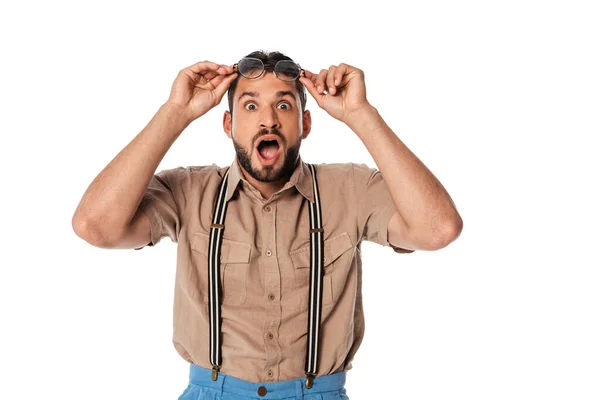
top-left (72, 50), bottom-right (463, 399)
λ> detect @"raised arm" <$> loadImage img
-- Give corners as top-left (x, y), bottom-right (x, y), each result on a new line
top-left (72, 61), bottom-right (238, 249)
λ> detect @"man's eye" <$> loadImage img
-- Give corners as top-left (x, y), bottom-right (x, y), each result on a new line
top-left (245, 103), bottom-right (257, 111)
top-left (278, 102), bottom-right (291, 110)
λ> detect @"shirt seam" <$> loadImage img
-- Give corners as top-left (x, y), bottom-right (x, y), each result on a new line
top-left (140, 193), bottom-right (164, 245)
top-left (351, 163), bottom-right (362, 243)
top-left (163, 168), bottom-right (182, 229)
top-left (379, 204), bottom-right (399, 247)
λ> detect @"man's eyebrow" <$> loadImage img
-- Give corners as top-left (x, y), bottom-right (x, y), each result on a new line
top-left (238, 91), bottom-right (296, 102)
top-left (238, 91), bottom-right (259, 101)
top-left (275, 91), bottom-right (296, 100)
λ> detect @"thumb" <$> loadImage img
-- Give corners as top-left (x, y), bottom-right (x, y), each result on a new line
top-left (299, 76), bottom-right (323, 107)
top-left (213, 73), bottom-right (239, 103)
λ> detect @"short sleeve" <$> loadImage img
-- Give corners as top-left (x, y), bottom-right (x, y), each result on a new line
top-left (134, 168), bottom-right (181, 250)
top-left (352, 163), bottom-right (414, 254)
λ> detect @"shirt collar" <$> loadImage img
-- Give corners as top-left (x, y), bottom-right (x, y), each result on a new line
top-left (225, 154), bottom-right (314, 203)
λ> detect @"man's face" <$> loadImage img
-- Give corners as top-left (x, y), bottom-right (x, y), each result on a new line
top-left (224, 72), bottom-right (311, 183)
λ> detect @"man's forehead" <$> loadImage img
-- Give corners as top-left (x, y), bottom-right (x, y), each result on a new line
top-left (237, 90), bottom-right (297, 101)
top-left (235, 75), bottom-right (299, 102)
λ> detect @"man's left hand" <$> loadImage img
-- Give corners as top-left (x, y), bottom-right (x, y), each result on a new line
top-left (299, 63), bottom-right (371, 123)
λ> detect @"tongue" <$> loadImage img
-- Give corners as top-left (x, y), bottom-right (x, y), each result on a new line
top-left (259, 143), bottom-right (279, 160)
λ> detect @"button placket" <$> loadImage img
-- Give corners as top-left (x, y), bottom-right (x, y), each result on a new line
top-left (261, 200), bottom-right (281, 382)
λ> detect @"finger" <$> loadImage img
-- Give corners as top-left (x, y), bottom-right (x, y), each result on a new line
top-left (299, 76), bottom-right (321, 104)
top-left (204, 65), bottom-right (235, 82)
top-left (218, 64), bottom-right (235, 75)
top-left (185, 60), bottom-right (220, 74)
top-left (333, 64), bottom-right (349, 88)
top-left (299, 76), bottom-right (325, 108)
top-left (207, 74), bottom-right (226, 88)
top-left (185, 61), bottom-right (232, 77)
top-left (316, 69), bottom-right (328, 94)
top-left (213, 72), bottom-right (239, 101)
top-left (301, 70), bottom-right (319, 91)
top-left (326, 65), bottom-right (338, 95)
top-left (203, 71), bottom-right (219, 82)
top-left (302, 69), bottom-right (317, 81)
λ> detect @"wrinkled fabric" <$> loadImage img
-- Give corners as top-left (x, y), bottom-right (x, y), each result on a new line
top-left (138, 155), bottom-right (412, 382)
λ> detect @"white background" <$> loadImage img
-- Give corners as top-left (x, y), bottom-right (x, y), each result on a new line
top-left (1, 0), bottom-right (599, 399)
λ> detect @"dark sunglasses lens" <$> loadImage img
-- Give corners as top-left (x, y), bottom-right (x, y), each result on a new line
top-left (275, 61), bottom-right (300, 81)
top-left (238, 58), bottom-right (264, 78)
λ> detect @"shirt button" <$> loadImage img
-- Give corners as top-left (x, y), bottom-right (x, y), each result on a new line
top-left (258, 386), bottom-right (267, 396)
top-left (264, 205), bottom-right (271, 212)
top-left (266, 332), bottom-right (273, 340)
top-left (268, 293), bottom-right (275, 301)
top-left (265, 250), bottom-right (272, 257)
top-left (266, 370), bottom-right (274, 378)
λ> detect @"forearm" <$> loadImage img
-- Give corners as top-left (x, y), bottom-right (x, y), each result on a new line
top-left (346, 105), bottom-right (462, 244)
top-left (72, 103), bottom-right (190, 244)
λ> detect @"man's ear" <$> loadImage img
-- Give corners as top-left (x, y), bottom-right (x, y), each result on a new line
top-left (223, 110), bottom-right (232, 139)
top-left (302, 109), bottom-right (312, 140)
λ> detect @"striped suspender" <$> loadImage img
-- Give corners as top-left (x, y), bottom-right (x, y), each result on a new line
top-left (208, 164), bottom-right (324, 389)
top-left (208, 167), bottom-right (230, 380)
top-left (303, 163), bottom-right (324, 389)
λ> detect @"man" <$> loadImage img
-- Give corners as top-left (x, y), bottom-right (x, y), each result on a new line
top-left (72, 50), bottom-right (462, 399)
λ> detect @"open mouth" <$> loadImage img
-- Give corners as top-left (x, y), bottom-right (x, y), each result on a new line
top-left (256, 135), bottom-right (282, 163)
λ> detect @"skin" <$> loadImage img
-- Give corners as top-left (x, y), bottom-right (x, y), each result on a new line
top-left (223, 61), bottom-right (463, 250)
top-left (223, 72), bottom-right (312, 200)
top-left (299, 63), bottom-right (463, 250)
top-left (72, 61), bottom-right (239, 248)
top-left (72, 59), bottom-right (462, 252)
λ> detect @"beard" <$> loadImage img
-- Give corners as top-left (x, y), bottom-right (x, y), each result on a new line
top-left (233, 128), bottom-right (302, 183)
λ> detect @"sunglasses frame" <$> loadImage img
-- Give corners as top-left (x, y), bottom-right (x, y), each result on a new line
top-left (233, 57), bottom-right (304, 81)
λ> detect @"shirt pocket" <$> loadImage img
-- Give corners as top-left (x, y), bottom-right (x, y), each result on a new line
top-left (289, 231), bottom-right (354, 306)
top-left (190, 231), bottom-right (252, 306)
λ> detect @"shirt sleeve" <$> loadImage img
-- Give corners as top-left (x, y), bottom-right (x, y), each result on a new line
top-left (134, 168), bottom-right (181, 250)
top-left (352, 163), bottom-right (415, 254)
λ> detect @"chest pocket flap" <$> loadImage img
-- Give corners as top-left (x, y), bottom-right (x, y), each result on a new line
top-left (191, 232), bottom-right (251, 305)
top-left (290, 231), bottom-right (354, 268)
top-left (290, 231), bottom-right (354, 305)
top-left (192, 233), bottom-right (251, 263)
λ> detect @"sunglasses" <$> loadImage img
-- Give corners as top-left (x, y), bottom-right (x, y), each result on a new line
top-left (233, 57), bottom-right (303, 82)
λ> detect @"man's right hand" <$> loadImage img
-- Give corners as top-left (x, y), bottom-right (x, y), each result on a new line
top-left (165, 61), bottom-right (238, 123)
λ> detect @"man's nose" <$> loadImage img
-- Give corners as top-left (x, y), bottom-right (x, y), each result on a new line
top-left (259, 108), bottom-right (281, 129)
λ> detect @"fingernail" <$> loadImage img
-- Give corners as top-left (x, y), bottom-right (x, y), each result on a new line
top-left (329, 87), bottom-right (334, 93)
top-left (318, 86), bottom-right (322, 92)
top-left (335, 79), bottom-right (339, 84)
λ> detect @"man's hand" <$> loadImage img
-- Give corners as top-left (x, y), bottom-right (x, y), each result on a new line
top-left (166, 61), bottom-right (238, 123)
top-left (299, 63), bottom-right (371, 123)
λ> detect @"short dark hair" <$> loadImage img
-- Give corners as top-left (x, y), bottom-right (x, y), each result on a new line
top-left (227, 50), bottom-right (307, 116)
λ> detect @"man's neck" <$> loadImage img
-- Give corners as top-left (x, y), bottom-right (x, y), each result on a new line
top-left (238, 163), bottom-right (288, 200)
top-left (237, 155), bottom-right (303, 200)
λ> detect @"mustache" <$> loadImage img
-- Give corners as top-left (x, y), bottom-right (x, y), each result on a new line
top-left (255, 128), bottom-right (285, 145)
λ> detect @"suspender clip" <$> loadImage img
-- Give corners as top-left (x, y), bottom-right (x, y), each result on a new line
top-left (211, 365), bottom-right (220, 381)
top-left (305, 373), bottom-right (315, 389)
top-left (211, 223), bottom-right (224, 229)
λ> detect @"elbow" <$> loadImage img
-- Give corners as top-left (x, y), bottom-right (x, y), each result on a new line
top-left (72, 215), bottom-right (119, 248)
top-left (427, 215), bottom-right (464, 251)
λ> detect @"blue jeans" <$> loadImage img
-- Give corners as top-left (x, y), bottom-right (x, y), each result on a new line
top-left (178, 363), bottom-right (350, 400)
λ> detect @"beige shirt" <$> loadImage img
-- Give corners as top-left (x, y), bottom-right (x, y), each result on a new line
top-left (136, 155), bottom-right (413, 383)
